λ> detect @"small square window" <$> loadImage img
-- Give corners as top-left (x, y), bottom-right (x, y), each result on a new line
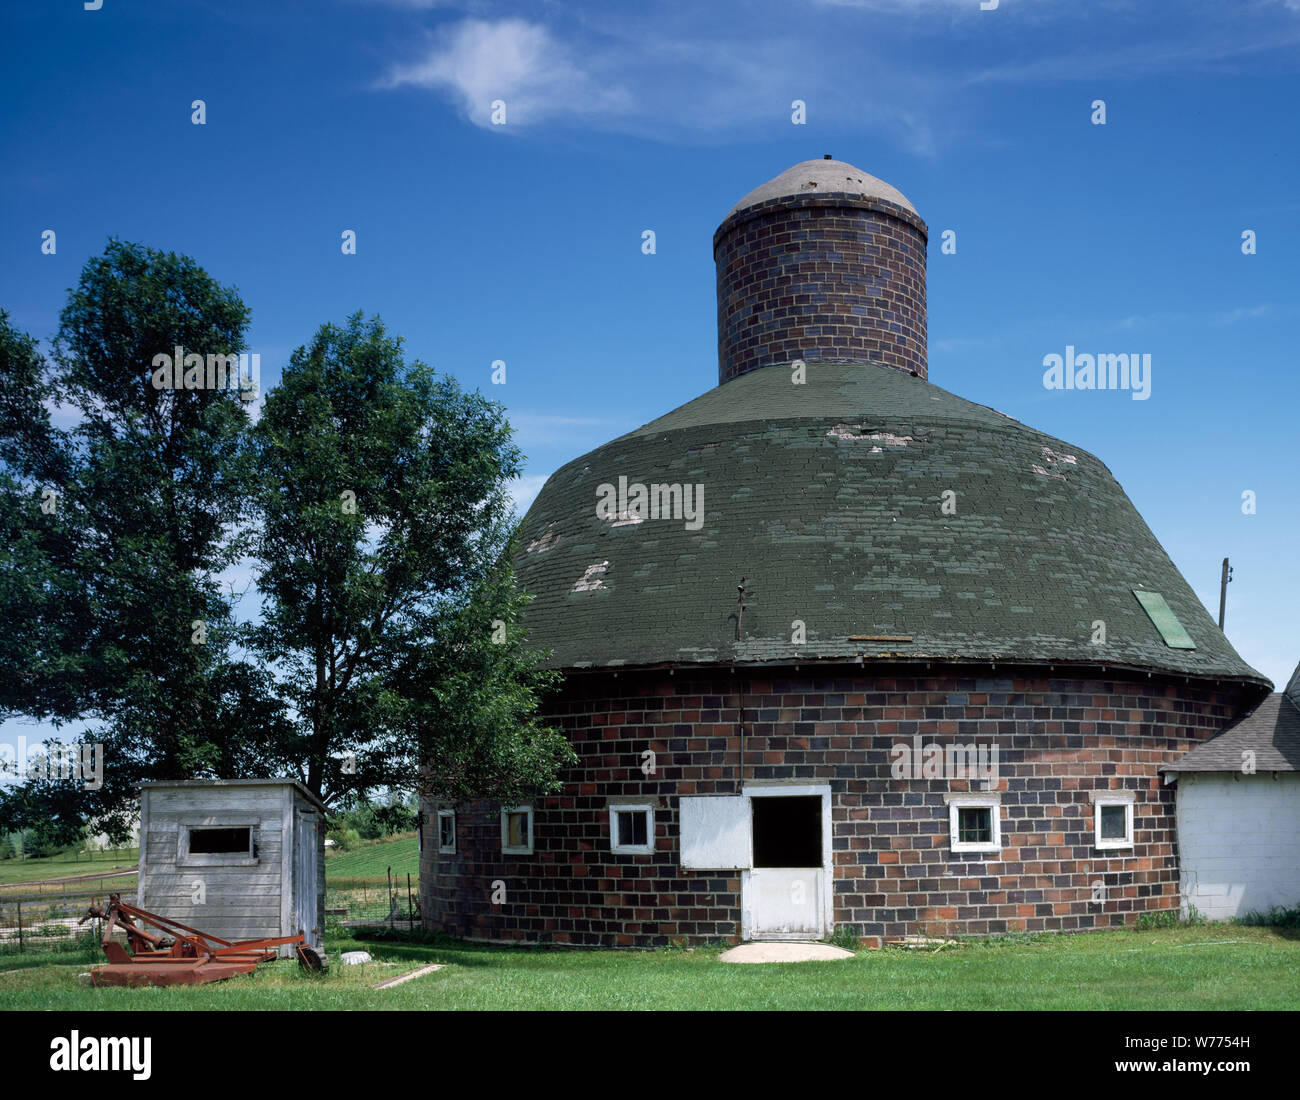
top-left (189, 826), bottom-right (251, 855)
top-left (437, 810), bottom-right (456, 854)
top-left (948, 796), bottom-right (1001, 855)
top-left (179, 824), bottom-right (257, 865)
top-left (501, 806), bottom-right (533, 855)
top-left (609, 806), bottom-right (654, 854)
top-left (958, 806), bottom-right (991, 844)
top-left (1095, 800), bottom-right (1133, 849)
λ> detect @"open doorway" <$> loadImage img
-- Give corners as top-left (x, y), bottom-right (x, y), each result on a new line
top-left (752, 795), bottom-right (822, 867)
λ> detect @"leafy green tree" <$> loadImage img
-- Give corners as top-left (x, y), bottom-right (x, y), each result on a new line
top-left (3, 252), bottom-right (572, 838)
top-left (248, 312), bottom-right (575, 803)
top-left (0, 312), bottom-right (89, 723)
top-left (0, 243), bottom-right (293, 842)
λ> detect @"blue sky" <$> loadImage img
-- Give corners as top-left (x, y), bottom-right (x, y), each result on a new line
top-left (1, 0), bottom-right (1298, 720)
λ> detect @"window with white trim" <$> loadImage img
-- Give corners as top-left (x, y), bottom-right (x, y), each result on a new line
top-left (1094, 799), bottom-right (1134, 849)
top-left (437, 809), bottom-right (456, 854)
top-left (609, 804), bottom-right (654, 854)
top-left (947, 795), bottom-right (1001, 854)
top-left (501, 805), bottom-right (533, 855)
top-left (178, 823), bottom-right (258, 867)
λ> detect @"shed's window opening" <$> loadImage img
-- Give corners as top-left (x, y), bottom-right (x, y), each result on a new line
top-left (438, 810), bottom-right (456, 853)
top-left (189, 826), bottom-right (252, 854)
top-left (957, 807), bottom-right (992, 845)
top-left (751, 796), bottom-right (821, 868)
top-left (506, 812), bottom-right (528, 847)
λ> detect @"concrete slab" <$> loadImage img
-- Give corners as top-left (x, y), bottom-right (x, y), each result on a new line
top-left (718, 942), bottom-right (854, 964)
top-left (374, 963), bottom-right (444, 989)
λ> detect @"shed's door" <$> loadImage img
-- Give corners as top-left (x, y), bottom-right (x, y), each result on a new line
top-left (743, 795), bottom-right (826, 940)
top-left (294, 809), bottom-right (319, 948)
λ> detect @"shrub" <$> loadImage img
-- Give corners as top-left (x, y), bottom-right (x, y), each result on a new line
top-left (1232, 905), bottom-right (1300, 929)
top-left (828, 924), bottom-right (861, 950)
top-left (1136, 905), bottom-right (1206, 930)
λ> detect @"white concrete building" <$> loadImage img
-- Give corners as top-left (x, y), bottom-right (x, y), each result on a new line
top-left (1163, 664), bottom-right (1300, 921)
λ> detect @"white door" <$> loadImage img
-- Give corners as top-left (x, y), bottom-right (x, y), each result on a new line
top-left (741, 788), bottom-right (831, 941)
top-left (744, 868), bottom-right (825, 938)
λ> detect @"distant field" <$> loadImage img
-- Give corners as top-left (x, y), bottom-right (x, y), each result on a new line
top-left (325, 832), bottom-right (418, 879)
top-left (0, 831), bottom-right (415, 888)
top-left (0, 850), bottom-right (139, 887)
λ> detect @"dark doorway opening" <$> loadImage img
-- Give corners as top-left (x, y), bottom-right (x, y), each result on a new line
top-left (751, 796), bottom-right (822, 868)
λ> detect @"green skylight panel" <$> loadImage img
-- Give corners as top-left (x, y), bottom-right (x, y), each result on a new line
top-left (1132, 590), bottom-right (1196, 650)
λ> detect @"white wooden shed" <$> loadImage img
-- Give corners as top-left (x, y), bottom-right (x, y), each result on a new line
top-left (1163, 665), bottom-right (1300, 921)
top-left (137, 779), bottom-right (326, 955)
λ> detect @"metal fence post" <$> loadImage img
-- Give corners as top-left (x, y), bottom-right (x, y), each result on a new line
top-left (16, 899), bottom-right (22, 954)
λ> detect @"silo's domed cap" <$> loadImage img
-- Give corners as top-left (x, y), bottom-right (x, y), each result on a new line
top-left (726, 158), bottom-right (918, 219)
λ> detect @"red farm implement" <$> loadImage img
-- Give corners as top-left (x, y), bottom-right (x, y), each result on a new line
top-left (79, 893), bottom-right (323, 987)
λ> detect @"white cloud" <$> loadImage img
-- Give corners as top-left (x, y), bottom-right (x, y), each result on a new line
top-left (507, 412), bottom-right (632, 447)
top-left (377, 14), bottom-right (942, 151)
top-left (380, 18), bottom-right (633, 128)
top-left (374, 5), bottom-right (1300, 151)
top-left (363, 0), bottom-right (463, 7)
top-left (1108, 304), bottom-right (1276, 332)
top-left (507, 473), bottom-right (550, 517)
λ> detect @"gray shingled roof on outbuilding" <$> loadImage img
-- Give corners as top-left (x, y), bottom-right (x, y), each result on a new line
top-left (1286, 661), bottom-right (1300, 712)
top-left (514, 360), bottom-right (1267, 686)
top-left (1163, 685), bottom-right (1300, 772)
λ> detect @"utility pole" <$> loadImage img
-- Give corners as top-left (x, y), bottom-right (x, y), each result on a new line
top-left (1218, 557), bottom-right (1233, 630)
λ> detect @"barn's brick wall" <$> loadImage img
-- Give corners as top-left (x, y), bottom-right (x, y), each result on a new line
top-left (714, 194), bottom-right (928, 385)
top-left (420, 668), bottom-right (1251, 947)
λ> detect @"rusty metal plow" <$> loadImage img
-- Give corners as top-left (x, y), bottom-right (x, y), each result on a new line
top-left (79, 893), bottom-right (322, 987)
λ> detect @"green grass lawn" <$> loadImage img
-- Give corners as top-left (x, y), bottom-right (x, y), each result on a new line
top-left (1, 924), bottom-right (1296, 1010)
top-left (324, 832), bottom-right (418, 879)
top-left (0, 849), bottom-right (139, 887)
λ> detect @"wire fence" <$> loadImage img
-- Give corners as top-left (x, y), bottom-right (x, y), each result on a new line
top-left (0, 868), bottom-right (419, 958)
top-left (326, 871), bottom-right (420, 929)
top-left (0, 892), bottom-right (135, 958)
top-left (0, 872), bottom-right (138, 899)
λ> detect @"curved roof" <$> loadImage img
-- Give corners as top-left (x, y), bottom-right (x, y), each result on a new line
top-left (514, 361), bottom-right (1266, 686)
top-left (726, 159), bottom-right (918, 220)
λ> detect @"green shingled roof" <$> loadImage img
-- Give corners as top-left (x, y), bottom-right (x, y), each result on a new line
top-left (515, 361), bottom-right (1266, 685)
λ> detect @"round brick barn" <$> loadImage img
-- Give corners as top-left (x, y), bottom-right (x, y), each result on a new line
top-left (420, 158), bottom-right (1269, 948)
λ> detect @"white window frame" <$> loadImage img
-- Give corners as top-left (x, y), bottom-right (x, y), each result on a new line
top-left (1092, 793), bottom-right (1135, 850)
top-left (437, 809), bottom-right (456, 854)
top-left (500, 805), bottom-right (534, 855)
top-left (608, 803), bottom-right (655, 855)
top-left (945, 793), bottom-right (1001, 855)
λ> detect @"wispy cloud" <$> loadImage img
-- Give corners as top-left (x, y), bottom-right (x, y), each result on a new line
top-left (379, 18), bottom-right (633, 128)
top-left (374, 3), bottom-right (1300, 151)
top-left (507, 473), bottom-right (549, 516)
top-left (968, 26), bottom-right (1300, 85)
top-left (376, 11), bottom-right (951, 153)
top-left (506, 411), bottom-right (635, 448)
top-left (1107, 304), bottom-right (1276, 332)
